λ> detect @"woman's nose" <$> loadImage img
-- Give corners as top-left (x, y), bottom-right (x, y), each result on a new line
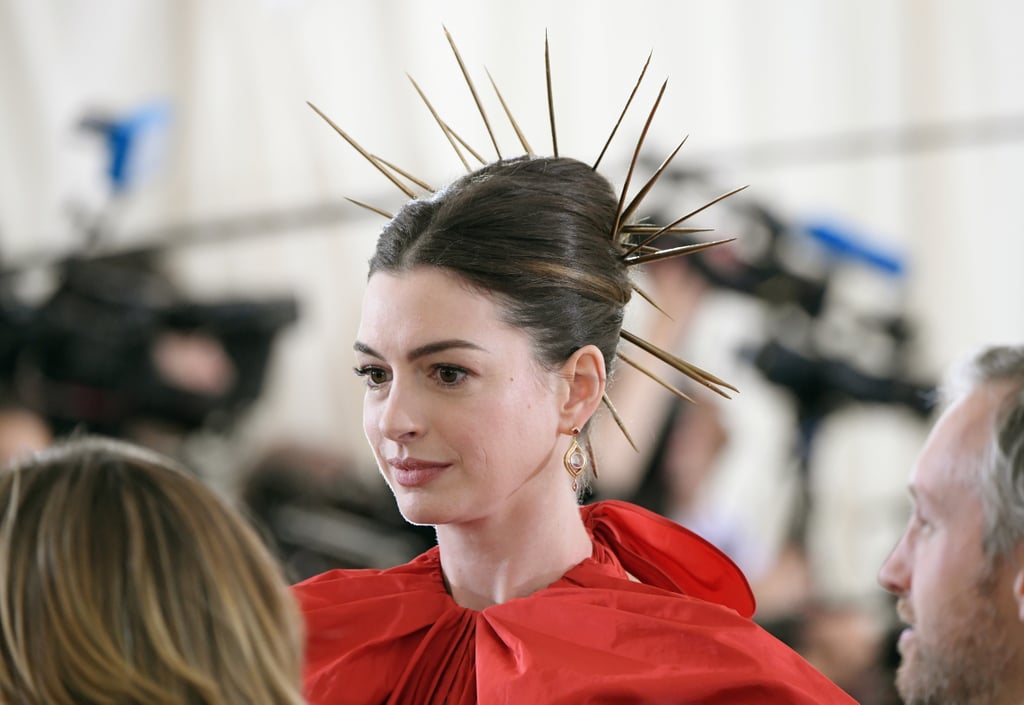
top-left (377, 379), bottom-right (424, 442)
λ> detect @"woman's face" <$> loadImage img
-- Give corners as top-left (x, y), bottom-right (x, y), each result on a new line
top-left (355, 266), bottom-right (567, 526)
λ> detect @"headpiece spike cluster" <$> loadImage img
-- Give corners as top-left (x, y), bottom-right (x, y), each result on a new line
top-left (618, 136), bottom-right (688, 231)
top-left (623, 184), bottom-right (749, 257)
top-left (625, 237), bottom-right (737, 266)
top-left (611, 79), bottom-right (669, 240)
top-left (309, 30), bottom-right (749, 447)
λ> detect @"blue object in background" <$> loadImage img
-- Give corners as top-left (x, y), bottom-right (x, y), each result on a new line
top-left (802, 218), bottom-right (906, 276)
top-left (80, 102), bottom-right (172, 195)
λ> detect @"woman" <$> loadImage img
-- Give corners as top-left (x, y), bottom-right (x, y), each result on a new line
top-left (295, 150), bottom-right (858, 703)
top-left (296, 31), bottom-right (858, 702)
top-left (0, 437), bottom-right (306, 705)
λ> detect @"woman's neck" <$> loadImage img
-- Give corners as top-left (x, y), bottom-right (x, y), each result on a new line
top-left (436, 486), bottom-right (592, 611)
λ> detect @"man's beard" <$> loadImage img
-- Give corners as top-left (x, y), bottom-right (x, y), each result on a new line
top-left (896, 571), bottom-right (1013, 705)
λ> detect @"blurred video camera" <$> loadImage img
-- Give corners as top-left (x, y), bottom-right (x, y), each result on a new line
top-left (0, 253), bottom-right (298, 436)
top-left (642, 163), bottom-right (935, 421)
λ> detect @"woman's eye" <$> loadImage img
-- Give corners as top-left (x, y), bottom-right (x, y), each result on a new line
top-left (353, 366), bottom-right (390, 387)
top-left (434, 365), bottom-right (467, 386)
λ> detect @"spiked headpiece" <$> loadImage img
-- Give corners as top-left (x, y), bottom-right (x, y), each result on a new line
top-left (309, 28), bottom-right (744, 450)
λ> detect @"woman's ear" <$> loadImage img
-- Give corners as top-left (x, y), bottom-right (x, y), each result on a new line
top-left (558, 345), bottom-right (606, 428)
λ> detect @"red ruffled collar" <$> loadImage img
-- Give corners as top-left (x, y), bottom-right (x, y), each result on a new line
top-left (577, 500), bottom-right (755, 617)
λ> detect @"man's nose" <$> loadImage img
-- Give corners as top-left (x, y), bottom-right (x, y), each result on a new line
top-left (878, 532), bottom-right (910, 596)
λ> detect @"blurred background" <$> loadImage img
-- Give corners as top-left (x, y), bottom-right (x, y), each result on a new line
top-left (2, 1), bottom-right (1023, 702)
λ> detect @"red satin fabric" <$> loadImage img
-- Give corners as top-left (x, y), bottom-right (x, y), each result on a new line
top-left (295, 500), bottom-right (857, 704)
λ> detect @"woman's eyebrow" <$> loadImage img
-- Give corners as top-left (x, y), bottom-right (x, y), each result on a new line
top-left (353, 339), bottom-right (486, 362)
top-left (407, 339), bottom-right (486, 361)
top-left (353, 341), bottom-right (382, 358)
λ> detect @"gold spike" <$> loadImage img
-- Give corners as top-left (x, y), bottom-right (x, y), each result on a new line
top-left (440, 120), bottom-right (487, 164)
top-left (620, 329), bottom-right (738, 397)
top-left (623, 184), bottom-right (749, 256)
top-left (444, 26), bottom-right (501, 159)
top-left (623, 217), bottom-right (703, 255)
top-left (486, 67), bottom-right (534, 155)
top-left (625, 237), bottom-right (736, 266)
top-left (630, 282), bottom-right (672, 319)
top-left (617, 352), bottom-right (696, 404)
top-left (611, 79), bottom-right (668, 238)
top-left (624, 223), bottom-right (681, 254)
top-left (601, 393), bottom-right (638, 452)
top-left (307, 101), bottom-right (416, 198)
top-left (545, 31), bottom-right (558, 157)
top-left (621, 328), bottom-right (737, 395)
top-left (617, 136), bottom-right (688, 231)
top-left (673, 183), bottom-right (749, 223)
top-left (676, 358), bottom-right (737, 395)
top-left (593, 51), bottom-right (652, 171)
top-left (345, 197), bottom-right (393, 219)
top-left (406, 74), bottom-right (472, 171)
top-left (371, 154), bottom-right (434, 192)
top-left (621, 225), bottom-right (714, 234)
top-left (620, 227), bottom-right (714, 250)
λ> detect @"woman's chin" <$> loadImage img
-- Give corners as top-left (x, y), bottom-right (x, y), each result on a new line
top-left (395, 496), bottom-right (450, 527)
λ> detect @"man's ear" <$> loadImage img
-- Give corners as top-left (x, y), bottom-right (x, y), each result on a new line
top-left (558, 345), bottom-right (606, 429)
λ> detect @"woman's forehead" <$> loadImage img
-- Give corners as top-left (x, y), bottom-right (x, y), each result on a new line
top-left (357, 267), bottom-right (520, 351)
top-left (362, 267), bottom-right (495, 311)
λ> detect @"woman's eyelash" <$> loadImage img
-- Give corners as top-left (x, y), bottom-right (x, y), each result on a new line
top-left (431, 364), bottom-right (469, 386)
top-left (353, 366), bottom-right (389, 386)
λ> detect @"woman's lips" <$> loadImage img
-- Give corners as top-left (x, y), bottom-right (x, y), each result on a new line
top-left (387, 458), bottom-right (451, 487)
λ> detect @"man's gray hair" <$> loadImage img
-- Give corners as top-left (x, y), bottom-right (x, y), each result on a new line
top-left (944, 345), bottom-right (1024, 561)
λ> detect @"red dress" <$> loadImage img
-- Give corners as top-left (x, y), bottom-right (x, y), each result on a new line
top-left (295, 500), bottom-right (857, 704)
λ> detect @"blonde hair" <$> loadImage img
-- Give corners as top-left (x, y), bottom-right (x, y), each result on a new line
top-left (0, 437), bottom-right (306, 705)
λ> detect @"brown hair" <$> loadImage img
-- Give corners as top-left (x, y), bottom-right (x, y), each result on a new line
top-left (0, 437), bottom-right (305, 705)
top-left (370, 155), bottom-right (631, 377)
